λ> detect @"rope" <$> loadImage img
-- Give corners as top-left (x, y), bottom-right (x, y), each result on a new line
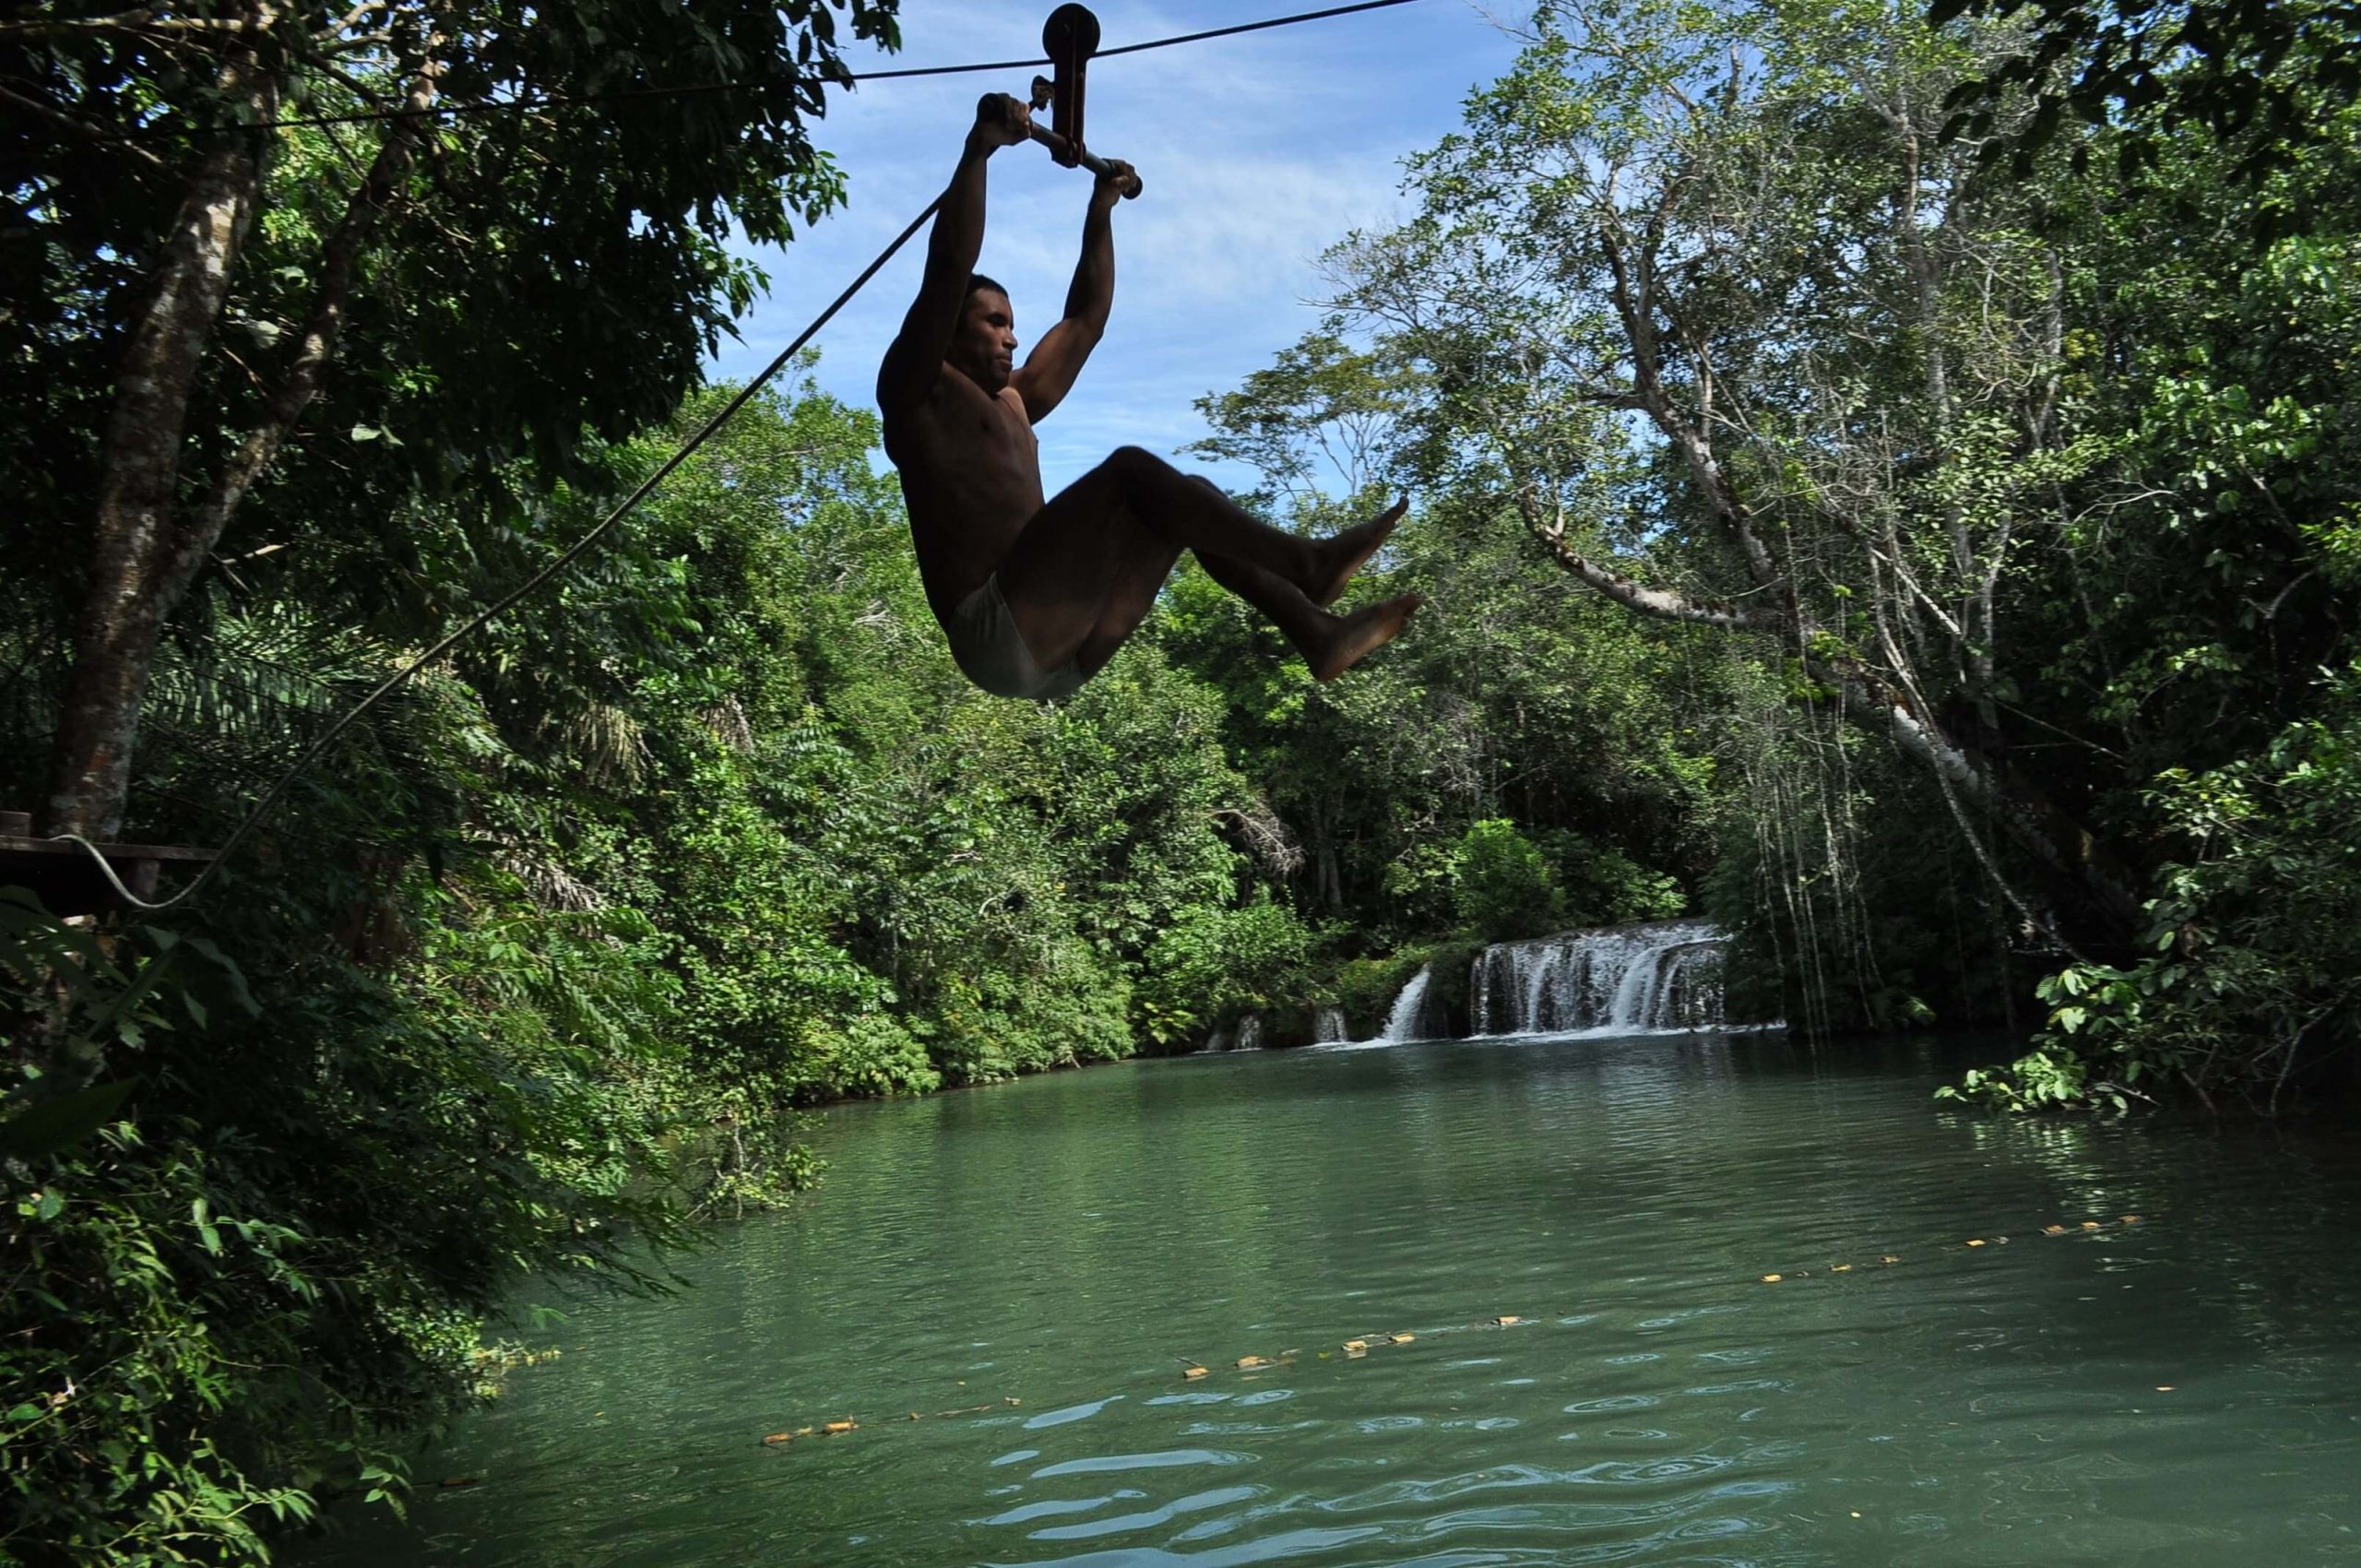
top-left (51, 0), bottom-right (1436, 910)
top-left (59, 196), bottom-right (943, 912)
top-left (126, 0), bottom-right (1433, 137)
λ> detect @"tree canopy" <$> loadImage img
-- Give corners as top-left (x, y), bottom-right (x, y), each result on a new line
top-left (3, 0), bottom-right (897, 839)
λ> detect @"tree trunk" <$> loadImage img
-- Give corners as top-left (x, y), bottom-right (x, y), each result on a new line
top-left (44, 42), bottom-right (280, 839)
top-left (43, 18), bottom-right (442, 844)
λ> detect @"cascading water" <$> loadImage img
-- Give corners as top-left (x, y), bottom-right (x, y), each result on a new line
top-left (1380, 966), bottom-right (1437, 1042)
top-left (1312, 1005), bottom-right (1349, 1043)
top-left (1467, 919), bottom-right (1728, 1036)
top-left (1203, 1015), bottom-right (1264, 1052)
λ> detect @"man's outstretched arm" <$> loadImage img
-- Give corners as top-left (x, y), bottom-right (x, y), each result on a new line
top-left (1013, 159), bottom-right (1133, 424)
top-left (877, 94), bottom-right (1031, 417)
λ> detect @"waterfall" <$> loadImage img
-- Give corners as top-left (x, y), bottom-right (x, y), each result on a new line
top-left (1380, 966), bottom-right (1436, 1042)
top-left (1467, 919), bottom-right (1727, 1036)
top-left (1204, 1015), bottom-right (1264, 1052)
top-left (1313, 1005), bottom-right (1349, 1043)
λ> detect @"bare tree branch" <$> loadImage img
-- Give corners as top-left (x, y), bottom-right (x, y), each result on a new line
top-left (1515, 492), bottom-right (1789, 631)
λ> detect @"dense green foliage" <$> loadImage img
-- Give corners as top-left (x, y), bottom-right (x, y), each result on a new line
top-left (1199, 0), bottom-right (2361, 1103)
top-left (9, 0), bottom-right (2361, 1559)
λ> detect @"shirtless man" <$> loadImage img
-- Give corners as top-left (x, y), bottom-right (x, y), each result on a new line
top-left (877, 93), bottom-right (1422, 703)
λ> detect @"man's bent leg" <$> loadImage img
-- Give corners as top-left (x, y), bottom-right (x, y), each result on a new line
top-left (993, 462), bottom-right (1177, 676)
top-left (1077, 448), bottom-right (1400, 600)
top-left (994, 450), bottom-right (1417, 683)
top-left (1073, 534), bottom-right (1186, 675)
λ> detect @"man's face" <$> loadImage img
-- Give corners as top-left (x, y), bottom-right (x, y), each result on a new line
top-left (951, 288), bottom-right (1017, 393)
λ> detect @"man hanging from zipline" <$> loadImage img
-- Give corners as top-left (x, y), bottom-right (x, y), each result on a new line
top-left (878, 92), bottom-right (1421, 704)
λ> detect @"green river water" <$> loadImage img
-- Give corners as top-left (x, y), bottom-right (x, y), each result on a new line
top-left (306, 1032), bottom-right (2361, 1566)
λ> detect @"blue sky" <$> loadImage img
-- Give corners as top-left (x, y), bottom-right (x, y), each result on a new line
top-left (708, 0), bottom-right (1530, 494)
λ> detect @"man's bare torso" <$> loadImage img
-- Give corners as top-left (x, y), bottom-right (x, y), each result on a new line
top-left (883, 367), bottom-right (1046, 623)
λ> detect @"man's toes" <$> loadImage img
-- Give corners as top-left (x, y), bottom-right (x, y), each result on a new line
top-left (1311, 591), bottom-right (1423, 682)
top-left (1313, 500), bottom-right (1408, 607)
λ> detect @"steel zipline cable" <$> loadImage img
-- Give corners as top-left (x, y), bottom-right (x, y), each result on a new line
top-left (53, 0), bottom-right (1433, 911)
top-left (132, 0), bottom-right (1431, 137)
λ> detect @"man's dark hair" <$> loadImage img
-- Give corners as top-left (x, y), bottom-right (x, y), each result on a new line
top-left (965, 272), bottom-right (1008, 305)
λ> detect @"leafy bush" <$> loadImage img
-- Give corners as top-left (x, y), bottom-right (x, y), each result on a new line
top-left (809, 1014), bottom-right (940, 1099)
top-left (1944, 668), bottom-right (2361, 1111)
top-left (1137, 895), bottom-right (1316, 1045)
top-left (1453, 819), bottom-right (1563, 942)
top-left (1553, 836), bottom-right (1686, 925)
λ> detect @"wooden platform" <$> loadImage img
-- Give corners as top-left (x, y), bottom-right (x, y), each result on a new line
top-left (0, 816), bottom-right (216, 916)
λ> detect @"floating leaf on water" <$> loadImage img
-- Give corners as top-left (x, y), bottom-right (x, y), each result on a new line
top-left (762, 1432), bottom-right (794, 1445)
top-left (1762, 1274), bottom-right (1783, 1283)
top-left (1342, 1338), bottom-right (1369, 1352)
top-left (1236, 1355), bottom-right (1272, 1369)
top-left (2082, 1220), bottom-right (2102, 1230)
top-left (2120, 1215), bottom-right (2142, 1224)
top-left (1830, 1264), bottom-right (1853, 1273)
top-left (1493, 1315), bottom-right (1522, 1326)
top-left (823, 1420), bottom-right (856, 1435)
top-left (2044, 1225), bottom-right (2070, 1235)
top-left (1966, 1239), bottom-right (1986, 1247)
top-left (1004, 1397), bottom-right (1021, 1406)
top-left (908, 1412), bottom-right (921, 1421)
top-left (1182, 1365), bottom-right (1209, 1381)
top-left (1389, 1333), bottom-right (1415, 1344)
top-left (796, 1427), bottom-right (814, 1436)
top-left (2155, 1384), bottom-right (2175, 1392)
top-left (1881, 1255), bottom-right (1900, 1265)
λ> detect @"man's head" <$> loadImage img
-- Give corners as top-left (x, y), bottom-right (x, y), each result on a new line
top-left (950, 273), bottom-right (1017, 393)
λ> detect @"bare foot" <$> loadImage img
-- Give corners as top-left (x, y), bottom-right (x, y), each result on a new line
top-left (1308, 592), bottom-right (1424, 682)
top-left (1308, 497), bottom-right (1407, 607)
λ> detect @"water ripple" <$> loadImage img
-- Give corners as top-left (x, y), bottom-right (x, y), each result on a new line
top-left (1026, 1396), bottom-right (1126, 1431)
top-left (1032, 1447), bottom-right (1253, 1479)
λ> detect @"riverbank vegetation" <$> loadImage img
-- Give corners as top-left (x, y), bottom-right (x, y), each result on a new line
top-left (6, 0), bottom-right (2358, 1560)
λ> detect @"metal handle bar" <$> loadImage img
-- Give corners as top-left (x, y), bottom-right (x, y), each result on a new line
top-left (1026, 121), bottom-right (1143, 197)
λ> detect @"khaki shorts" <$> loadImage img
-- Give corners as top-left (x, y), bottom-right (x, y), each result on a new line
top-left (943, 575), bottom-right (1088, 703)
